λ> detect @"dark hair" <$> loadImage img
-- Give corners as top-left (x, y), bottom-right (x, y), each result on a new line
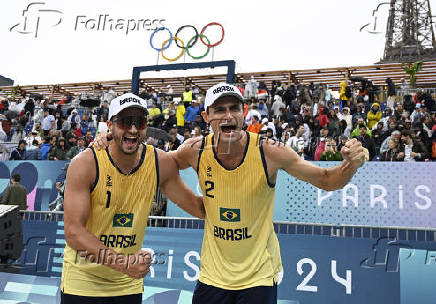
top-left (401, 130), bottom-right (413, 138)
top-left (32, 139), bottom-right (39, 145)
top-left (12, 174), bottom-right (21, 182)
top-left (19, 139), bottom-right (26, 146)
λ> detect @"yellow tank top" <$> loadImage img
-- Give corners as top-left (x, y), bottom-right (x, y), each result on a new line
top-left (182, 91), bottom-right (193, 102)
top-left (176, 105), bottom-right (185, 126)
top-left (61, 144), bottom-right (158, 296)
top-left (197, 132), bottom-right (282, 290)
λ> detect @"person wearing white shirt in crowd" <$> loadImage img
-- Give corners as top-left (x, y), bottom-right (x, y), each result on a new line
top-left (192, 86), bottom-right (200, 99)
top-left (287, 125), bottom-right (306, 159)
top-left (42, 110), bottom-right (55, 136)
top-left (11, 127), bottom-right (25, 143)
top-left (0, 117), bottom-right (7, 142)
top-left (271, 95), bottom-right (285, 118)
top-left (400, 78), bottom-right (410, 95)
top-left (373, 108), bottom-right (392, 131)
top-left (244, 76), bottom-right (258, 98)
top-left (311, 102), bottom-right (319, 120)
top-left (62, 117), bottom-right (72, 135)
top-left (399, 130), bottom-right (429, 162)
top-left (245, 103), bottom-right (261, 125)
top-left (8, 99), bottom-right (26, 116)
top-left (281, 129), bottom-right (292, 145)
top-left (167, 85), bottom-right (174, 96)
top-left (261, 118), bottom-right (276, 137)
top-left (32, 108), bottom-right (44, 126)
top-left (337, 107), bottom-right (353, 129)
top-left (103, 87), bottom-right (117, 102)
top-left (24, 130), bottom-right (42, 146)
top-left (410, 104), bottom-right (425, 123)
top-left (324, 84), bottom-right (332, 104)
top-left (294, 119), bottom-right (311, 148)
top-left (67, 109), bottom-right (81, 128)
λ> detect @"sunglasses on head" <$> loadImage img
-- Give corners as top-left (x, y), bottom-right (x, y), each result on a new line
top-left (112, 115), bottom-right (147, 130)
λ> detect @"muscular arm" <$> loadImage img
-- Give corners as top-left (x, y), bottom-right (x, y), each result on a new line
top-left (263, 139), bottom-right (364, 191)
top-left (157, 148), bottom-right (205, 219)
top-left (63, 150), bottom-right (126, 273)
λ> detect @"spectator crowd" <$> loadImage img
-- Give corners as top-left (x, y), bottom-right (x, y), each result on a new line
top-left (1, 76), bottom-right (435, 161)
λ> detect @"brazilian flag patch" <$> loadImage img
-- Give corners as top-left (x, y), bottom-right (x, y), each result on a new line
top-left (220, 208), bottom-right (240, 222)
top-left (113, 213), bottom-right (134, 227)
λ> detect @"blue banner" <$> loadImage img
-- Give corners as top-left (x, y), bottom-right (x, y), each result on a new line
top-left (2, 161), bottom-right (435, 229)
top-left (167, 163), bottom-right (436, 229)
top-left (2, 221), bottom-right (436, 303)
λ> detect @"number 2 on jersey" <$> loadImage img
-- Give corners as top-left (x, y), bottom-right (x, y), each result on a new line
top-left (205, 181), bottom-right (215, 198)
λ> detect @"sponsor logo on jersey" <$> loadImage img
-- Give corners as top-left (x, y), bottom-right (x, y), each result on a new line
top-left (113, 213), bottom-right (134, 227)
top-left (214, 226), bottom-right (252, 241)
top-left (100, 234), bottom-right (137, 248)
top-left (220, 207), bottom-right (240, 222)
top-left (207, 166), bottom-right (212, 178)
top-left (106, 174), bottom-right (112, 187)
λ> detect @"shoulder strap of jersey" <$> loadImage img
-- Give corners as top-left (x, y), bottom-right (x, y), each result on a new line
top-left (153, 146), bottom-right (159, 193)
top-left (89, 146), bottom-right (99, 192)
top-left (196, 136), bottom-right (206, 173)
top-left (258, 136), bottom-right (275, 188)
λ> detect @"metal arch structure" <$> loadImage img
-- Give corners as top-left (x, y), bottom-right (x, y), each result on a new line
top-left (383, 0), bottom-right (436, 62)
top-left (131, 60), bottom-right (236, 95)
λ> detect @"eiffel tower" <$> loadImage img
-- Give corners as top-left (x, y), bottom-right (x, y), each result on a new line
top-left (383, 0), bottom-right (436, 62)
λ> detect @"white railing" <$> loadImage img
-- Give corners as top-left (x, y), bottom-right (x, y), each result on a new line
top-left (19, 211), bottom-right (436, 242)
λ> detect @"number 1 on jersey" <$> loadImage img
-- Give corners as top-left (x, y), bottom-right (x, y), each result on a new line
top-left (106, 190), bottom-right (111, 208)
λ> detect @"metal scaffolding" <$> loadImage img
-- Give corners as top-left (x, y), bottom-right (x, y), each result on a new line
top-left (383, 0), bottom-right (436, 62)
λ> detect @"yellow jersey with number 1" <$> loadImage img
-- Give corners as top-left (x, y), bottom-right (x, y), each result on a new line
top-left (61, 144), bottom-right (158, 297)
top-left (197, 131), bottom-right (282, 290)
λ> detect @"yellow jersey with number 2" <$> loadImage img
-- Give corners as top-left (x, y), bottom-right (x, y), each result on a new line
top-left (197, 131), bottom-right (282, 290)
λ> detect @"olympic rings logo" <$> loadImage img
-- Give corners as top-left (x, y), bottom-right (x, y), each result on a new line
top-left (149, 22), bottom-right (224, 62)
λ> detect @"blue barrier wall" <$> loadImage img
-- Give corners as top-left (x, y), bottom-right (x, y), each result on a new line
top-left (0, 161), bottom-right (68, 211)
top-left (2, 220), bottom-right (436, 303)
top-left (167, 163), bottom-right (436, 229)
top-left (1, 161), bottom-right (435, 302)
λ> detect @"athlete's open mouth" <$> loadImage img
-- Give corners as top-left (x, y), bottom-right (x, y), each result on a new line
top-left (123, 136), bottom-right (138, 145)
top-left (220, 125), bottom-right (237, 134)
